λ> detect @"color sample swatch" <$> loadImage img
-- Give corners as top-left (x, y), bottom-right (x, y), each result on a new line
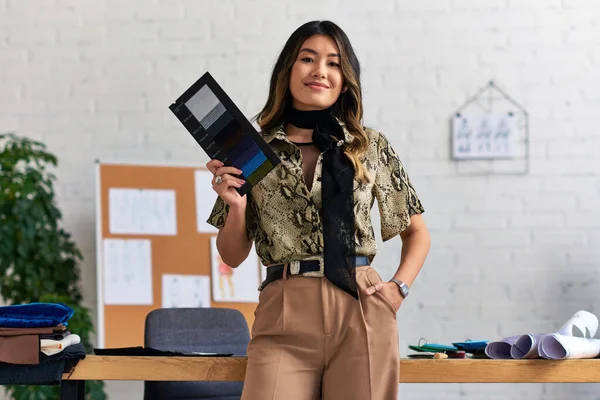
top-left (169, 72), bottom-right (280, 196)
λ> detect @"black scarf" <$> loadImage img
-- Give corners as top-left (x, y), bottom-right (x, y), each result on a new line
top-left (285, 106), bottom-right (358, 299)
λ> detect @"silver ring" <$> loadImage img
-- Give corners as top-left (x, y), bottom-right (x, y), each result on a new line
top-left (215, 176), bottom-right (223, 184)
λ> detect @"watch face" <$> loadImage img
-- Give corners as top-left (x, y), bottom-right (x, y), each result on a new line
top-left (400, 283), bottom-right (409, 296)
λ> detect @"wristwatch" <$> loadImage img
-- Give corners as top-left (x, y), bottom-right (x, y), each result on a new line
top-left (390, 278), bottom-right (409, 299)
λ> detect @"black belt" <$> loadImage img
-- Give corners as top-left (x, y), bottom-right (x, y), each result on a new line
top-left (258, 256), bottom-right (370, 291)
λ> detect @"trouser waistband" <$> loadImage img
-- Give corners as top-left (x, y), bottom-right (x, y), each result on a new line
top-left (258, 256), bottom-right (370, 291)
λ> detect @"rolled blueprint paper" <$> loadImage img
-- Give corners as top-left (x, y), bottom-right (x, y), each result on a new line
top-left (510, 333), bottom-right (546, 359)
top-left (489, 310), bottom-right (598, 360)
top-left (538, 339), bottom-right (550, 359)
top-left (484, 335), bottom-right (519, 359)
top-left (555, 310), bottom-right (598, 338)
top-left (539, 334), bottom-right (600, 360)
top-left (511, 310), bottom-right (598, 359)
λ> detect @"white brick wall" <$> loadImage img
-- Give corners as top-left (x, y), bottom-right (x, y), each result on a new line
top-left (1, 0), bottom-right (599, 399)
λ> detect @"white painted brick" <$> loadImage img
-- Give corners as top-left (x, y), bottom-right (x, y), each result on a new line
top-left (434, 10), bottom-right (536, 30)
top-left (6, 26), bottom-right (57, 45)
top-left (396, 0), bottom-right (451, 11)
top-left (381, 68), bottom-right (437, 88)
top-left (566, 213), bottom-right (600, 228)
top-left (535, 9), bottom-right (596, 27)
top-left (508, 0), bottom-right (561, 9)
top-left (407, 160), bottom-right (455, 176)
top-left (0, 45), bottom-right (27, 62)
top-left (405, 147), bottom-right (438, 161)
top-left (468, 195), bottom-right (522, 212)
top-left (478, 48), bottom-right (535, 66)
top-left (550, 68), bottom-right (597, 87)
top-left (454, 214), bottom-right (507, 229)
top-left (452, 0), bottom-right (507, 10)
top-left (0, 97), bottom-right (46, 114)
top-left (542, 177), bottom-right (600, 195)
top-left (458, 249), bottom-right (512, 269)
top-left (421, 47), bottom-right (479, 68)
top-left (119, 111), bottom-right (175, 131)
top-left (336, 0), bottom-right (395, 13)
top-left (562, 0), bottom-right (600, 8)
top-left (93, 94), bottom-right (146, 113)
top-left (4, 0), bottom-right (55, 12)
top-left (100, 58), bottom-right (153, 79)
top-left (578, 196), bottom-right (600, 211)
top-left (0, 115), bottom-right (19, 132)
top-left (104, 23), bottom-right (159, 42)
top-left (532, 118), bottom-right (578, 138)
top-left (18, 114), bottom-right (71, 136)
top-left (506, 28), bottom-right (563, 46)
top-left (522, 194), bottom-right (577, 211)
top-left (533, 231), bottom-right (588, 245)
top-left (21, 78), bottom-right (71, 101)
top-left (564, 28), bottom-right (600, 46)
top-left (476, 231), bottom-right (531, 247)
top-left (508, 212), bottom-right (565, 228)
top-left (567, 249), bottom-right (600, 265)
top-left (589, 231), bottom-right (600, 245)
top-left (371, 16), bottom-right (426, 34)
top-left (486, 177), bottom-right (543, 194)
top-left (512, 249), bottom-right (568, 266)
top-left (182, 0), bottom-right (235, 20)
top-left (92, 129), bottom-right (144, 148)
top-left (156, 20), bottom-right (210, 40)
top-left (135, 3), bottom-right (183, 21)
top-left (592, 47), bottom-right (600, 65)
top-left (430, 231), bottom-right (477, 247)
top-left (535, 46), bottom-right (592, 65)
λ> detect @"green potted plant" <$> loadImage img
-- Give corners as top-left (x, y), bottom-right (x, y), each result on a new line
top-left (0, 133), bottom-right (105, 400)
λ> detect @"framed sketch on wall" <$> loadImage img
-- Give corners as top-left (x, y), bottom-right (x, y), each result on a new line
top-left (452, 112), bottom-right (518, 159)
top-left (451, 80), bottom-right (529, 175)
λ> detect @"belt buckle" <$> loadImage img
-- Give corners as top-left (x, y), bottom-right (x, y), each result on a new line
top-left (318, 258), bottom-right (324, 274)
top-left (290, 260), bottom-right (301, 275)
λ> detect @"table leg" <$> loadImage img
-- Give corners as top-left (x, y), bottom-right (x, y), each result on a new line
top-left (60, 380), bottom-right (85, 400)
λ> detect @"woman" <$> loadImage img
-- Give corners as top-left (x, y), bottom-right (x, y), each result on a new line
top-left (206, 20), bottom-right (430, 400)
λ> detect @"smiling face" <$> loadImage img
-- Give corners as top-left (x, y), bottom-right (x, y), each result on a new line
top-left (289, 34), bottom-right (346, 111)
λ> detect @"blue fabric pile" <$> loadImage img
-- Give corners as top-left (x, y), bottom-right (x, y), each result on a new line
top-left (0, 302), bottom-right (86, 385)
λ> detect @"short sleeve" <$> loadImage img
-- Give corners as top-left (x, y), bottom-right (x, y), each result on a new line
top-left (206, 195), bottom-right (256, 241)
top-left (373, 132), bottom-right (425, 241)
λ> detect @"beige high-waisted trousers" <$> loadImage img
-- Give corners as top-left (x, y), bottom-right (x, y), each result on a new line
top-left (241, 266), bottom-right (399, 400)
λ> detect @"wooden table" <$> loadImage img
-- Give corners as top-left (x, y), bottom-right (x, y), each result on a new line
top-left (60, 356), bottom-right (600, 399)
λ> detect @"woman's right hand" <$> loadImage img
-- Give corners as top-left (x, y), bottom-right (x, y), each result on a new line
top-left (206, 159), bottom-right (247, 209)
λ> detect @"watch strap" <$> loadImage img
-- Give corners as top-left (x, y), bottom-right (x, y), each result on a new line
top-left (390, 278), bottom-right (409, 298)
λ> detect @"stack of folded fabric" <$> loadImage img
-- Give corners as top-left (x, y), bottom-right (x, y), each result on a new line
top-left (0, 302), bottom-right (87, 385)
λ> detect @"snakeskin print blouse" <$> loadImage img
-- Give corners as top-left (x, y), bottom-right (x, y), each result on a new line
top-left (207, 122), bottom-right (425, 269)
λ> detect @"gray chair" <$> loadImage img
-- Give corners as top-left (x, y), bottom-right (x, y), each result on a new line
top-left (143, 308), bottom-right (250, 400)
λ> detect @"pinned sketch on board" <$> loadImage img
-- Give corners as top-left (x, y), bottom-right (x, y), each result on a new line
top-left (210, 237), bottom-right (260, 303)
top-left (162, 274), bottom-right (210, 308)
top-left (109, 188), bottom-right (177, 235)
top-left (103, 239), bottom-right (153, 305)
top-left (452, 112), bottom-right (518, 159)
top-left (194, 169), bottom-right (218, 233)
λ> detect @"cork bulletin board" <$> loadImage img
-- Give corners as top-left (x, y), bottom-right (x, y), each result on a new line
top-left (95, 162), bottom-right (261, 348)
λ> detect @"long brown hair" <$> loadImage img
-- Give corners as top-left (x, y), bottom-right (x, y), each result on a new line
top-left (254, 20), bottom-right (370, 182)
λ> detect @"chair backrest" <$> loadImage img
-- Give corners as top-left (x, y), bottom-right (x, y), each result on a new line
top-left (143, 308), bottom-right (250, 400)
